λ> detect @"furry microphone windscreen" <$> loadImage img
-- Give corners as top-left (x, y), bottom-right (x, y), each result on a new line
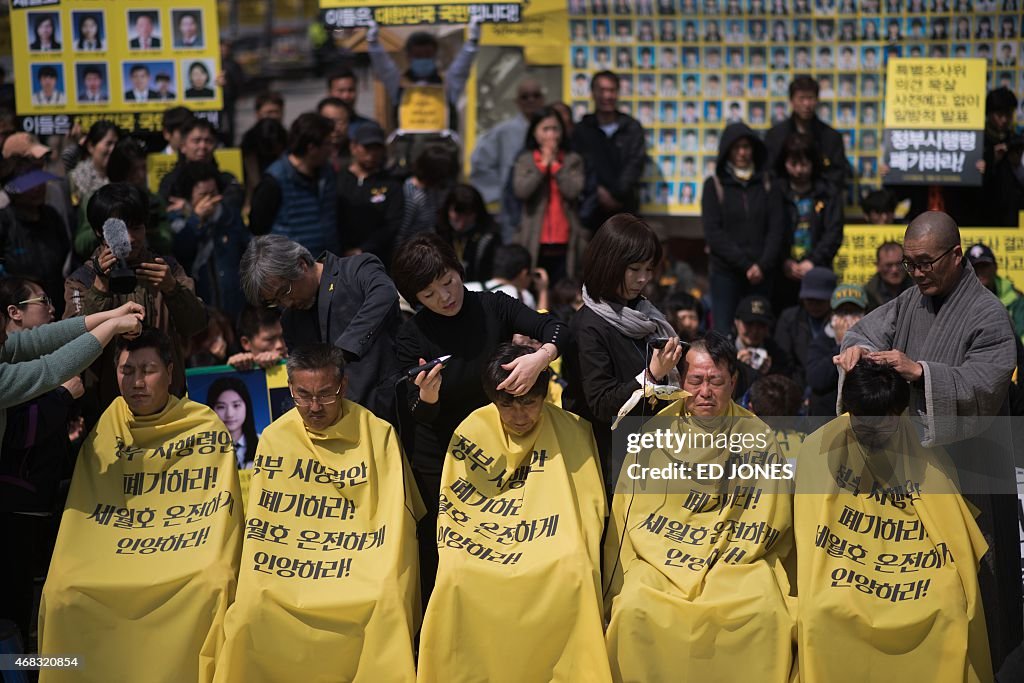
top-left (102, 218), bottom-right (132, 260)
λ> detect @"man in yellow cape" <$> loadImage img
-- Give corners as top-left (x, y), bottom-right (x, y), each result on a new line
top-left (39, 329), bottom-right (243, 683)
top-left (795, 360), bottom-right (991, 682)
top-left (417, 344), bottom-right (609, 682)
top-left (603, 332), bottom-right (796, 683)
top-left (214, 344), bottom-right (423, 683)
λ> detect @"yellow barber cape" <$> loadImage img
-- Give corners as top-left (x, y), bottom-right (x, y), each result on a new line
top-left (214, 401), bottom-right (424, 683)
top-left (418, 402), bottom-right (609, 683)
top-left (39, 396), bottom-right (243, 683)
top-left (604, 400), bottom-right (796, 683)
top-left (794, 414), bottom-right (991, 682)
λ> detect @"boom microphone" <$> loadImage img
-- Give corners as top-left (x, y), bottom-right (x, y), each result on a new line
top-left (101, 218), bottom-right (138, 294)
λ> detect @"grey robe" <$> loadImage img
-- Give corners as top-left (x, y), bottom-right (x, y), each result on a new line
top-left (839, 260), bottom-right (1016, 446)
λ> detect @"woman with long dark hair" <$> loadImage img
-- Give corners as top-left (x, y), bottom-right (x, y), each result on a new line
top-left (207, 376), bottom-right (258, 468)
top-left (436, 184), bottom-right (500, 284)
top-left (512, 106), bottom-right (587, 284)
top-left (561, 214), bottom-right (683, 489)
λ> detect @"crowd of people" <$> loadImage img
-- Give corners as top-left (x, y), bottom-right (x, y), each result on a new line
top-left (0, 21), bottom-right (1023, 682)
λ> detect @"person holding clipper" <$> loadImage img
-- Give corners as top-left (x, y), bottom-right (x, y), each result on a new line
top-left (391, 232), bottom-right (567, 605)
top-left (64, 182), bottom-right (207, 429)
top-left (561, 213), bottom-right (684, 492)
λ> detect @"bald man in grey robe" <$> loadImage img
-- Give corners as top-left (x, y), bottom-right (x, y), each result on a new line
top-left (835, 211), bottom-right (1022, 674)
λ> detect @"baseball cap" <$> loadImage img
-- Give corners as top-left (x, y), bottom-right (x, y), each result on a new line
top-left (799, 266), bottom-right (838, 300)
top-left (2, 132), bottom-right (50, 160)
top-left (830, 283), bottom-right (868, 310)
top-left (3, 169), bottom-right (58, 194)
top-left (966, 243), bottom-right (995, 265)
top-left (351, 122), bottom-right (386, 147)
top-left (735, 295), bottom-right (773, 324)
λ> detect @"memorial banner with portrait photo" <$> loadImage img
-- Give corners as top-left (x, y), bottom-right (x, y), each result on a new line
top-left (9, 0), bottom-right (222, 117)
top-left (38, 395), bottom-right (243, 683)
top-left (883, 58), bottom-right (987, 186)
top-left (564, 0), bottom-right (1023, 217)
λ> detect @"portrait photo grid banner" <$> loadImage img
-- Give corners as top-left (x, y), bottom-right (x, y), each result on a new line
top-left (564, 0), bottom-right (1024, 216)
top-left (10, 0), bottom-right (223, 118)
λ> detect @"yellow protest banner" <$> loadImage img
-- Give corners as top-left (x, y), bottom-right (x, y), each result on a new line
top-left (418, 403), bottom-right (609, 681)
top-left (794, 415), bottom-right (991, 682)
top-left (398, 85), bottom-right (448, 132)
top-left (10, 0), bottom-right (223, 116)
top-left (147, 148), bottom-right (243, 194)
top-left (834, 225), bottom-right (1024, 292)
top-left (884, 59), bottom-right (986, 131)
top-left (214, 402), bottom-right (424, 682)
top-left (39, 396), bottom-right (243, 683)
top-left (883, 58), bottom-right (987, 186)
top-left (320, 1), bottom-right (524, 27)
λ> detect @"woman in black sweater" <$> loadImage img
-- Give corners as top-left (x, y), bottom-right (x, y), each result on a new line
top-left (392, 233), bottom-right (566, 600)
top-left (561, 214), bottom-right (683, 492)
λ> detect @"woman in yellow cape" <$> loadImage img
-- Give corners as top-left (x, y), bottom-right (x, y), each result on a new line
top-left (39, 329), bottom-right (243, 683)
top-left (603, 334), bottom-right (796, 683)
top-left (795, 361), bottom-right (991, 682)
top-left (417, 344), bottom-right (609, 682)
top-left (214, 344), bottom-right (423, 683)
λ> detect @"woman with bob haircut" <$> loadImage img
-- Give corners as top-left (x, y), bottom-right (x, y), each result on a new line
top-left (392, 232), bottom-right (568, 602)
top-left (561, 213), bottom-right (684, 490)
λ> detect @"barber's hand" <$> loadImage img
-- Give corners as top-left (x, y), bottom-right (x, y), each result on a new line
top-left (108, 301), bottom-right (145, 321)
top-left (650, 337), bottom-right (683, 380)
top-left (111, 312), bottom-right (144, 337)
top-left (746, 263), bottom-right (763, 284)
top-left (62, 376), bottom-right (85, 400)
top-left (136, 258), bottom-right (176, 294)
top-left (468, 14), bottom-right (484, 42)
top-left (366, 20), bottom-right (380, 43)
top-left (414, 358), bottom-right (443, 404)
top-left (498, 349), bottom-right (550, 395)
top-left (833, 344), bottom-right (870, 372)
top-left (868, 350), bottom-right (923, 382)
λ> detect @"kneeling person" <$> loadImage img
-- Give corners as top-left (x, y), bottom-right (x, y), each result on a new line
top-left (39, 329), bottom-right (244, 683)
top-left (215, 344), bottom-right (423, 683)
top-left (603, 331), bottom-right (796, 683)
top-left (418, 344), bottom-right (609, 682)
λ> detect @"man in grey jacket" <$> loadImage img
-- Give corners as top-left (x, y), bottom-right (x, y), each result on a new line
top-left (240, 235), bottom-right (400, 425)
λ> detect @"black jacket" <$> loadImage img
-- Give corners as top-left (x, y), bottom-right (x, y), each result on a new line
top-left (336, 168), bottom-right (404, 264)
top-left (702, 123), bottom-right (786, 275)
top-left (765, 115), bottom-right (850, 193)
top-left (805, 328), bottom-right (839, 416)
top-left (0, 204), bottom-right (70, 317)
top-left (779, 177), bottom-right (844, 268)
top-left (561, 302), bottom-right (672, 479)
top-left (571, 112), bottom-right (647, 229)
top-left (396, 290), bottom-right (566, 475)
top-left (774, 305), bottom-right (828, 389)
top-left (282, 252), bottom-right (400, 424)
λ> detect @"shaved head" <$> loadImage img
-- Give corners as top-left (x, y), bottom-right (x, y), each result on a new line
top-left (902, 211), bottom-right (964, 297)
top-left (904, 211), bottom-right (960, 248)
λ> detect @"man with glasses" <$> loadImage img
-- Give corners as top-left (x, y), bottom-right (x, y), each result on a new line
top-left (239, 235), bottom-right (400, 425)
top-left (469, 78), bottom-right (546, 238)
top-left (216, 343), bottom-right (423, 681)
top-left (835, 210), bottom-right (1022, 672)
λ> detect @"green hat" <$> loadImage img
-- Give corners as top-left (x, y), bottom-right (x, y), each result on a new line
top-left (831, 283), bottom-right (867, 310)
